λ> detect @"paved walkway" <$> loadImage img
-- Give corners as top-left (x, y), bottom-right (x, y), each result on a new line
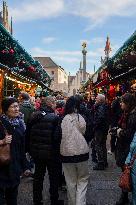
top-left (86, 152), bottom-right (121, 205)
top-left (18, 150), bottom-right (123, 205)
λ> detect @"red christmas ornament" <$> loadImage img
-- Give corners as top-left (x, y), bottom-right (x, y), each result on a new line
top-left (9, 49), bottom-right (14, 54)
top-left (1, 49), bottom-right (8, 53)
top-left (28, 66), bottom-right (35, 72)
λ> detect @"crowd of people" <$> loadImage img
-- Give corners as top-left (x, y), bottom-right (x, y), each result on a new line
top-left (0, 90), bottom-right (136, 205)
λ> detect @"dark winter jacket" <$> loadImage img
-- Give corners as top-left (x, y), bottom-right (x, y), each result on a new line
top-left (79, 103), bottom-right (94, 143)
top-left (28, 106), bottom-right (61, 161)
top-left (115, 107), bottom-right (136, 167)
top-left (93, 103), bottom-right (110, 134)
top-left (20, 101), bottom-right (35, 124)
top-left (0, 116), bottom-right (29, 188)
top-left (111, 98), bottom-right (122, 128)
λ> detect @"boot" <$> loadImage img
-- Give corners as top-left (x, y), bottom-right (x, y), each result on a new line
top-left (115, 192), bottom-right (129, 205)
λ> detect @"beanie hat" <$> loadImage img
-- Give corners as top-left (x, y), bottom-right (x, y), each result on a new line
top-left (1, 97), bottom-right (18, 113)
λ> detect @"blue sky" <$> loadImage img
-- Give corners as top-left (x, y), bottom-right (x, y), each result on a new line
top-left (1, 0), bottom-right (136, 75)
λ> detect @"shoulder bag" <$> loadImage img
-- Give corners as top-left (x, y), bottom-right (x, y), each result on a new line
top-left (0, 120), bottom-right (11, 166)
top-left (119, 154), bottom-right (136, 192)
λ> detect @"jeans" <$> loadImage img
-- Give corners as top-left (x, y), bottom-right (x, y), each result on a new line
top-left (0, 185), bottom-right (18, 205)
top-left (33, 159), bottom-right (59, 205)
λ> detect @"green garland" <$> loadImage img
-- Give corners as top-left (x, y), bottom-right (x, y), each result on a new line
top-left (0, 23), bottom-right (51, 87)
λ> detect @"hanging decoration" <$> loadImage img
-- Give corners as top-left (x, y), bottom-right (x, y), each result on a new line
top-left (107, 31), bottom-right (136, 79)
top-left (0, 23), bottom-right (51, 88)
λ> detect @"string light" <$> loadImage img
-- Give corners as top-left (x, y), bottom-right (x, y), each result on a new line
top-left (5, 75), bottom-right (33, 86)
top-left (0, 24), bottom-right (51, 88)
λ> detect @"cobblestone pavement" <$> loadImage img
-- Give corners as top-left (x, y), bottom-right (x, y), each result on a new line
top-left (18, 140), bottom-right (124, 205)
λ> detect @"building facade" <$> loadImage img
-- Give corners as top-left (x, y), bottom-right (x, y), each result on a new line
top-left (68, 43), bottom-right (91, 96)
top-left (34, 57), bottom-right (68, 94)
top-left (68, 64), bottom-right (90, 96)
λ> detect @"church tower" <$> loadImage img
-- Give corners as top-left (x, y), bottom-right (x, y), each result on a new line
top-left (1, 1), bottom-right (12, 34)
top-left (3, 1), bottom-right (7, 28)
top-left (101, 36), bottom-right (112, 64)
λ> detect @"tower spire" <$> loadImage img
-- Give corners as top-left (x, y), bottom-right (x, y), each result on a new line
top-left (94, 65), bottom-right (96, 73)
top-left (3, 1), bottom-right (6, 25)
top-left (6, 4), bottom-right (8, 23)
top-left (11, 16), bottom-right (13, 35)
top-left (104, 36), bottom-right (112, 60)
top-left (79, 61), bottom-right (82, 70)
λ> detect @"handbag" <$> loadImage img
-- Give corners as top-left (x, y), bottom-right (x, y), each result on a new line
top-left (0, 143), bottom-right (10, 165)
top-left (119, 154), bottom-right (136, 192)
top-left (0, 120), bottom-right (11, 166)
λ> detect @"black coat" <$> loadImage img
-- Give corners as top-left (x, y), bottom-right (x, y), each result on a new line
top-left (93, 103), bottom-right (110, 134)
top-left (0, 116), bottom-right (29, 188)
top-left (79, 103), bottom-right (94, 143)
top-left (28, 106), bottom-right (61, 161)
top-left (115, 107), bottom-right (136, 167)
top-left (111, 98), bottom-right (122, 128)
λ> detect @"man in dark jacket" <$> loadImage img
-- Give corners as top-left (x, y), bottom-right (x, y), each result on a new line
top-left (93, 94), bottom-right (110, 170)
top-left (28, 96), bottom-right (63, 205)
top-left (19, 92), bottom-right (35, 168)
top-left (109, 92), bottom-right (122, 153)
top-left (19, 92), bottom-right (35, 124)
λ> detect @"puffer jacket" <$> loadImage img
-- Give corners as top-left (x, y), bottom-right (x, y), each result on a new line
top-left (28, 106), bottom-right (61, 161)
top-left (60, 113), bottom-right (89, 163)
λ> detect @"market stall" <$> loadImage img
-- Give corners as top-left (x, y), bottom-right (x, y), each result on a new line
top-left (82, 31), bottom-right (136, 102)
top-left (0, 23), bottom-right (51, 98)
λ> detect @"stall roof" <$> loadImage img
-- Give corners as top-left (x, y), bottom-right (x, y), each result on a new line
top-left (110, 31), bottom-right (136, 62)
top-left (0, 23), bottom-right (51, 88)
top-left (107, 31), bottom-right (136, 78)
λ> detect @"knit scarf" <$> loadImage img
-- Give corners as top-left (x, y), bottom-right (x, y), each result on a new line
top-left (1, 114), bottom-right (26, 129)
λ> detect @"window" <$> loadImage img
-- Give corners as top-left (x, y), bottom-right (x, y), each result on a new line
top-left (51, 71), bottom-right (54, 75)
